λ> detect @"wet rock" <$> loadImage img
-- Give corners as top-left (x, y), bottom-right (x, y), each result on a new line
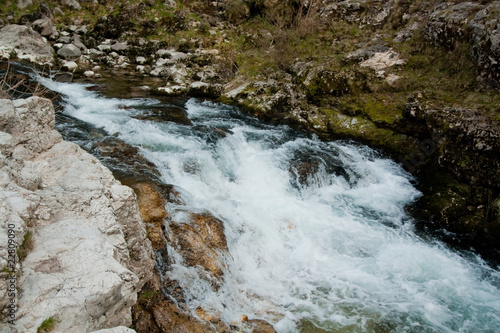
top-left (0, 25), bottom-right (55, 65)
top-left (57, 43), bottom-right (82, 60)
top-left (90, 136), bottom-right (160, 181)
top-left (168, 212), bottom-right (228, 279)
top-left (133, 296), bottom-right (225, 333)
top-left (246, 319), bottom-right (277, 333)
top-left (54, 72), bottom-right (74, 82)
top-left (123, 181), bottom-right (167, 251)
top-left (302, 68), bottom-right (350, 101)
top-left (132, 104), bottom-right (192, 125)
top-left (192, 124), bottom-right (233, 144)
top-left (405, 106), bottom-right (500, 188)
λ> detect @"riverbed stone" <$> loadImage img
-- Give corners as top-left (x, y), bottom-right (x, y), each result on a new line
top-left (168, 212), bottom-right (228, 280)
top-left (62, 60), bottom-right (78, 71)
top-left (57, 43), bottom-right (82, 60)
top-left (31, 17), bottom-right (55, 38)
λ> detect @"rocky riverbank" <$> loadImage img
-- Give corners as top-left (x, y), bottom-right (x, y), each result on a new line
top-left (1, 0), bottom-right (500, 331)
top-left (0, 96), bottom-right (155, 332)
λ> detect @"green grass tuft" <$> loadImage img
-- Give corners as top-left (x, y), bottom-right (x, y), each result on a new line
top-left (37, 316), bottom-right (60, 333)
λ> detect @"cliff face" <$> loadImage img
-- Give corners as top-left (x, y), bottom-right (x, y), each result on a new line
top-left (0, 97), bottom-right (155, 332)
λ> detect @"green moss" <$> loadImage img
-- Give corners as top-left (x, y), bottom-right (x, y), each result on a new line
top-left (17, 231), bottom-right (34, 262)
top-left (320, 108), bottom-right (417, 155)
top-left (37, 316), bottom-right (60, 333)
top-left (139, 289), bottom-right (160, 301)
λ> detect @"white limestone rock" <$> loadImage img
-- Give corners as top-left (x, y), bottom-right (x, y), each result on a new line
top-left (360, 49), bottom-right (405, 71)
top-left (0, 97), bottom-right (155, 332)
top-left (62, 61), bottom-right (78, 71)
top-left (0, 25), bottom-right (55, 65)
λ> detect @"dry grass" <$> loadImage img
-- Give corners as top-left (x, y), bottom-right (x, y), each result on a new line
top-left (0, 62), bottom-right (54, 100)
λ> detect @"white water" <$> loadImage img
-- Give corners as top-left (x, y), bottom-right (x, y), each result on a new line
top-left (44, 78), bottom-right (500, 333)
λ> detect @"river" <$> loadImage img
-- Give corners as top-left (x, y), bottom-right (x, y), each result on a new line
top-left (41, 77), bottom-right (500, 333)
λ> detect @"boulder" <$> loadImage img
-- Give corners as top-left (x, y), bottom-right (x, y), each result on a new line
top-left (125, 181), bottom-right (167, 251)
top-left (57, 43), bottom-right (82, 60)
top-left (72, 34), bottom-right (88, 51)
top-left (168, 212), bottom-right (228, 280)
top-left (0, 25), bottom-right (55, 65)
top-left (0, 97), bottom-right (155, 332)
top-left (31, 17), bottom-right (55, 38)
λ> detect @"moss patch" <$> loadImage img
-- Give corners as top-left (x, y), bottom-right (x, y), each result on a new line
top-left (37, 316), bottom-right (60, 333)
top-left (17, 231), bottom-right (34, 262)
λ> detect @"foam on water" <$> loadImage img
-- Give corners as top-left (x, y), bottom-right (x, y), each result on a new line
top-left (45, 79), bottom-right (500, 332)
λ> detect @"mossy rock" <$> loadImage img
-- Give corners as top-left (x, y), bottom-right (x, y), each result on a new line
top-left (320, 108), bottom-right (418, 156)
top-left (304, 70), bottom-right (350, 103)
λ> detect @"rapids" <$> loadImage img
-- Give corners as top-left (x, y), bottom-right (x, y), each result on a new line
top-left (42, 78), bottom-right (500, 333)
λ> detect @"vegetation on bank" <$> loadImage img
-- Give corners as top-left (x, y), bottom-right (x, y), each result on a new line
top-left (1, 0), bottom-right (499, 257)
top-left (2, 0), bottom-right (499, 118)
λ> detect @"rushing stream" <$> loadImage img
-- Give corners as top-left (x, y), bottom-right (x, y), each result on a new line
top-left (41, 77), bottom-right (500, 333)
